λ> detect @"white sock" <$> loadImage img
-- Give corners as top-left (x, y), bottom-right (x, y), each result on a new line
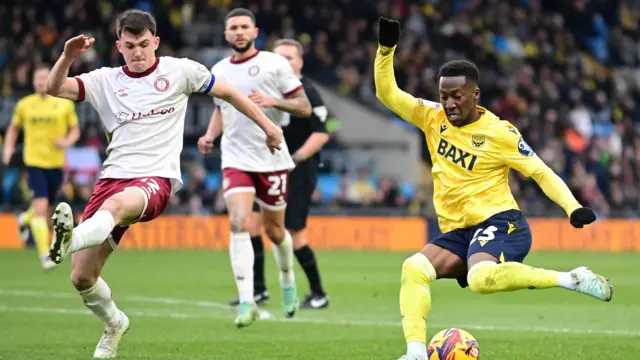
top-left (272, 230), bottom-right (295, 287)
top-left (79, 277), bottom-right (121, 327)
top-left (230, 232), bottom-right (254, 303)
top-left (68, 210), bottom-right (116, 253)
top-left (407, 342), bottom-right (427, 355)
top-left (557, 272), bottom-right (576, 290)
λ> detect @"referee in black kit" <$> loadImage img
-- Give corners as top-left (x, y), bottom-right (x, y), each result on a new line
top-left (228, 38), bottom-right (331, 309)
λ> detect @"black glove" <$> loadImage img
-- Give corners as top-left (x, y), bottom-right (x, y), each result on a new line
top-left (569, 207), bottom-right (596, 228)
top-left (378, 17), bottom-right (401, 48)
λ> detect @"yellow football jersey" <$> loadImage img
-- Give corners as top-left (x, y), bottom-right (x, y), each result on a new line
top-left (374, 45), bottom-right (581, 233)
top-left (11, 94), bottom-right (78, 169)
top-left (413, 102), bottom-right (542, 232)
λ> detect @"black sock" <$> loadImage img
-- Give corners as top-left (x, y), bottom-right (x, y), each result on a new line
top-left (294, 245), bottom-right (325, 296)
top-left (251, 236), bottom-right (266, 293)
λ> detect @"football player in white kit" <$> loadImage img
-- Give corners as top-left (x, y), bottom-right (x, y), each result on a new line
top-left (44, 9), bottom-right (283, 359)
top-left (197, 8), bottom-right (312, 328)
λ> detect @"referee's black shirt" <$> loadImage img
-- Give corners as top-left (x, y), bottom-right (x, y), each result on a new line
top-left (282, 76), bottom-right (328, 163)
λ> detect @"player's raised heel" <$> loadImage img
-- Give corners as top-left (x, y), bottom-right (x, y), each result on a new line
top-left (235, 302), bottom-right (260, 328)
top-left (570, 266), bottom-right (613, 302)
top-left (93, 311), bottom-right (130, 359)
top-left (281, 286), bottom-right (299, 318)
top-left (49, 202), bottom-right (74, 264)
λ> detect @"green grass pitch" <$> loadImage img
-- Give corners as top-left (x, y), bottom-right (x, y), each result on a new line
top-left (0, 250), bottom-right (638, 359)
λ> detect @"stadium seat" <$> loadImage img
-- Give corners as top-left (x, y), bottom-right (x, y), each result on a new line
top-left (399, 182), bottom-right (416, 199)
top-left (180, 173), bottom-right (189, 190)
top-left (317, 173), bottom-right (341, 201)
top-left (2, 168), bottom-right (20, 204)
top-left (205, 172), bottom-right (222, 191)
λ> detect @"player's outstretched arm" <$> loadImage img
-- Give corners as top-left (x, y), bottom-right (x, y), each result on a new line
top-left (209, 78), bottom-right (283, 153)
top-left (530, 163), bottom-right (596, 228)
top-left (46, 35), bottom-right (95, 101)
top-left (374, 17), bottom-right (422, 125)
top-left (501, 131), bottom-right (596, 228)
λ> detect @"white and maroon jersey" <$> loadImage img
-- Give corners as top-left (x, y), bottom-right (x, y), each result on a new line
top-left (211, 51), bottom-right (302, 172)
top-left (75, 56), bottom-right (215, 194)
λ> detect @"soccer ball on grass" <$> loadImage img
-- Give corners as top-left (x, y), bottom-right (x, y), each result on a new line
top-left (427, 328), bottom-right (480, 360)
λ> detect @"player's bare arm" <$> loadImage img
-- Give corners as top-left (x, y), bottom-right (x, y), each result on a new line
top-left (3, 101), bottom-right (24, 165)
top-left (208, 78), bottom-right (283, 153)
top-left (46, 35), bottom-right (95, 101)
top-left (248, 88), bottom-right (312, 117)
top-left (198, 105), bottom-right (223, 155)
top-left (2, 123), bottom-right (18, 165)
top-left (55, 125), bottom-right (80, 149)
top-left (291, 132), bottom-right (329, 164)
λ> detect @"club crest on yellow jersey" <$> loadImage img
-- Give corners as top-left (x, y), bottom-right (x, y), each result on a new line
top-left (471, 134), bottom-right (485, 149)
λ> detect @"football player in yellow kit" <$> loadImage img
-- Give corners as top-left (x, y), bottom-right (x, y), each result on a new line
top-left (3, 65), bottom-right (80, 270)
top-left (374, 17), bottom-right (613, 360)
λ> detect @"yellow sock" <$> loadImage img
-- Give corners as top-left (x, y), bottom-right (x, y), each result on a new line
top-left (467, 261), bottom-right (559, 294)
top-left (400, 253), bottom-right (436, 346)
top-left (30, 216), bottom-right (51, 258)
top-left (20, 206), bottom-right (35, 226)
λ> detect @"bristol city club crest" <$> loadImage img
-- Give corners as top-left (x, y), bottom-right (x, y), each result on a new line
top-left (154, 77), bottom-right (170, 92)
top-left (248, 65), bottom-right (260, 76)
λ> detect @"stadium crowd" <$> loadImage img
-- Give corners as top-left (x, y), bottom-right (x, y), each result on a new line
top-left (1, 0), bottom-right (640, 218)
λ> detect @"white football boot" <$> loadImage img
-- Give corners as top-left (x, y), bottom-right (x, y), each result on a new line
top-left (570, 266), bottom-right (613, 301)
top-left (49, 202), bottom-right (74, 264)
top-left (93, 310), bottom-right (130, 359)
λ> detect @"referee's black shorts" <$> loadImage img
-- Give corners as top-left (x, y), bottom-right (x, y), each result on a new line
top-left (284, 160), bottom-right (317, 231)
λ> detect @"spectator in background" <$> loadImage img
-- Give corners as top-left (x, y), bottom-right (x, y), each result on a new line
top-left (346, 168), bottom-right (377, 205)
top-left (3, 0), bottom-right (640, 218)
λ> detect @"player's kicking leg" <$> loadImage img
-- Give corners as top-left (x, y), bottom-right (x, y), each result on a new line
top-left (223, 186), bottom-right (261, 328)
top-left (395, 210), bottom-right (613, 360)
top-left (465, 211), bottom-right (613, 301)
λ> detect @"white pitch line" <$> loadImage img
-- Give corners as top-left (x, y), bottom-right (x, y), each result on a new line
top-left (0, 289), bottom-right (229, 309)
top-left (0, 288), bottom-right (638, 337)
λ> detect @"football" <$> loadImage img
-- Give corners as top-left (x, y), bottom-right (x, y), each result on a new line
top-left (427, 328), bottom-right (480, 360)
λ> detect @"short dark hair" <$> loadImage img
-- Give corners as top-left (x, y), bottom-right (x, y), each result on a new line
top-left (225, 8), bottom-right (256, 26)
top-left (116, 9), bottom-right (157, 38)
top-left (437, 60), bottom-right (479, 83)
